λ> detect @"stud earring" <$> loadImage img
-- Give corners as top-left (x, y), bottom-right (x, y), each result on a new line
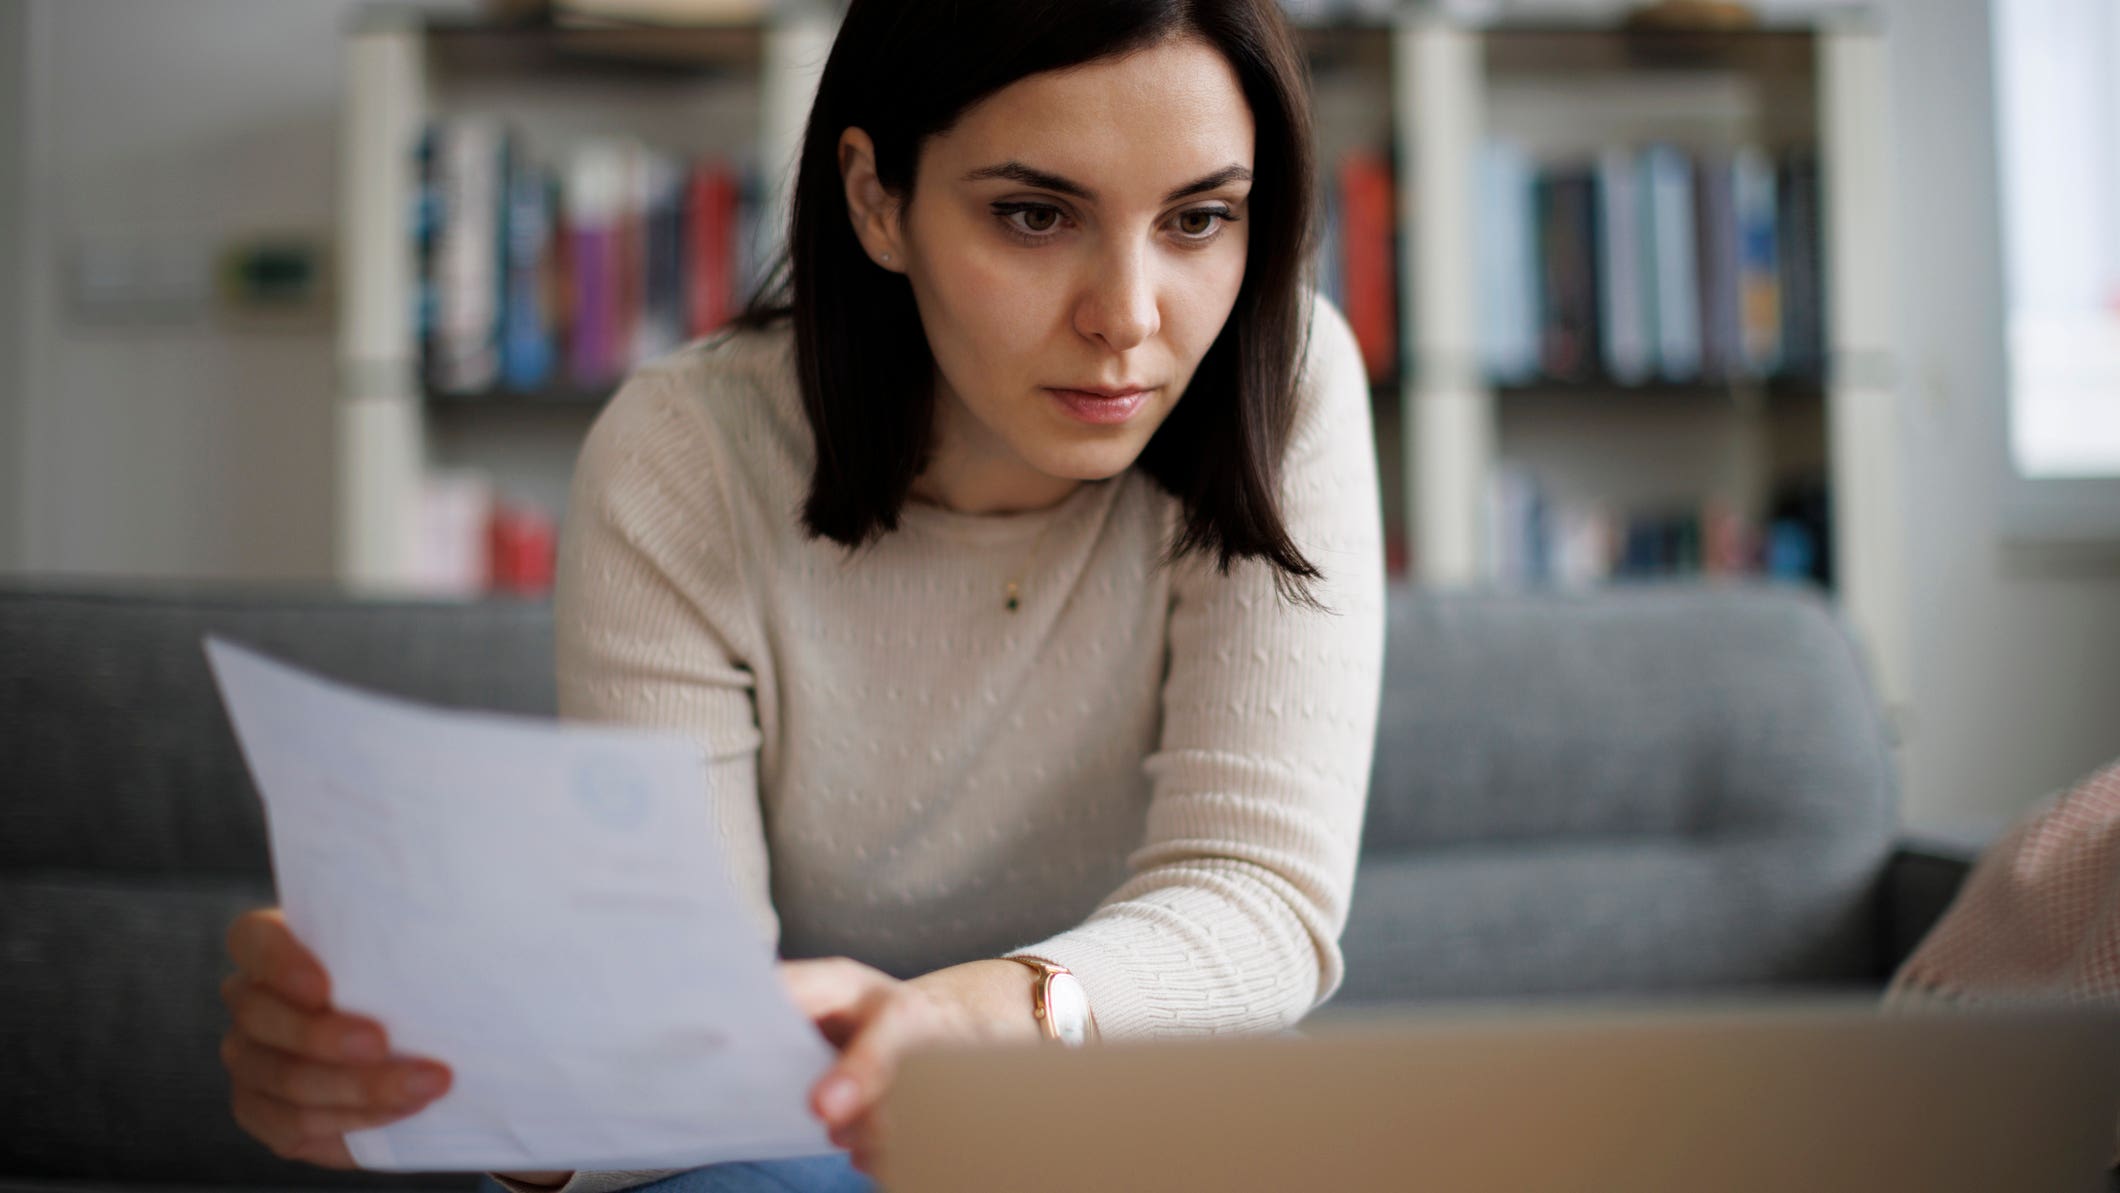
top-left (881, 253), bottom-right (891, 263)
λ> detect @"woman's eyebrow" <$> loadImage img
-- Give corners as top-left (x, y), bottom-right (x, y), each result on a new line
top-left (960, 161), bottom-right (1253, 204)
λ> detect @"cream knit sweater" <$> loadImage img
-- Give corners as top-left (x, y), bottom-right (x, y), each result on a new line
top-left (515, 292), bottom-right (1384, 1192)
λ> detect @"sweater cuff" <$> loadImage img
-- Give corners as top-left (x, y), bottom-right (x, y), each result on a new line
top-left (1010, 921), bottom-right (1212, 1041)
top-left (486, 1169), bottom-right (686, 1193)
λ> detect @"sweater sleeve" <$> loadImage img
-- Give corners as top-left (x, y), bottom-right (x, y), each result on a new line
top-left (491, 366), bottom-right (784, 1193)
top-left (1009, 294), bottom-right (1388, 1038)
top-left (552, 364), bottom-right (779, 945)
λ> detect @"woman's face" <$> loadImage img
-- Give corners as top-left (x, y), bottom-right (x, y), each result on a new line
top-left (842, 36), bottom-right (1255, 509)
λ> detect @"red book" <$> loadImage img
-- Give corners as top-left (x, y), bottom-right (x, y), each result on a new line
top-left (487, 501), bottom-right (556, 595)
top-left (1337, 150), bottom-right (1398, 384)
top-left (687, 161), bottom-right (741, 338)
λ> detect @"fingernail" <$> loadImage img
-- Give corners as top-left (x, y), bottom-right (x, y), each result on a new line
top-left (342, 1030), bottom-right (385, 1062)
top-left (818, 1075), bottom-right (858, 1120)
top-left (403, 1069), bottom-right (447, 1100)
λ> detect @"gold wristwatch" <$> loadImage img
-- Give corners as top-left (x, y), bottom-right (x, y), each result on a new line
top-left (1003, 954), bottom-right (1098, 1046)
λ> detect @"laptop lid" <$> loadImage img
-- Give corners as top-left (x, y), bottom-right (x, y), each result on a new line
top-left (880, 998), bottom-right (2120, 1193)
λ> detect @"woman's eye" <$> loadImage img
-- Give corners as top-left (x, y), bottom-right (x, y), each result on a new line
top-left (1175, 210), bottom-right (1219, 237)
top-left (1172, 208), bottom-right (1237, 242)
top-left (998, 205), bottom-right (1064, 236)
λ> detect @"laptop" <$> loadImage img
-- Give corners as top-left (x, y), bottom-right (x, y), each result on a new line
top-left (880, 997), bottom-right (2120, 1193)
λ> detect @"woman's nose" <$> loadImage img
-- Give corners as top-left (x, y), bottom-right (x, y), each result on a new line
top-left (1073, 244), bottom-right (1160, 354)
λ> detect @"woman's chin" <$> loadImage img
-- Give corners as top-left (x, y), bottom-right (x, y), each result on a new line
top-left (1026, 442), bottom-right (1149, 486)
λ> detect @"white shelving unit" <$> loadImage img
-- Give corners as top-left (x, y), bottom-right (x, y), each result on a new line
top-left (335, 4), bottom-right (831, 590)
top-left (1391, 8), bottom-right (1910, 738)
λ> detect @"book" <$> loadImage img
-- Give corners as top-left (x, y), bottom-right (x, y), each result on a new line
top-left (1338, 148), bottom-right (1398, 384)
top-left (1777, 151), bottom-right (1825, 379)
top-left (1596, 144), bottom-right (1654, 384)
top-left (1644, 142), bottom-right (1702, 382)
top-left (1733, 144), bottom-right (1783, 376)
top-left (565, 140), bottom-right (626, 387)
top-left (1692, 147), bottom-right (1743, 381)
top-left (1536, 166), bottom-right (1600, 381)
top-left (501, 133), bottom-right (557, 392)
top-left (1478, 139), bottom-right (1541, 385)
top-left (433, 120), bottom-right (503, 394)
top-left (685, 160), bottom-right (741, 337)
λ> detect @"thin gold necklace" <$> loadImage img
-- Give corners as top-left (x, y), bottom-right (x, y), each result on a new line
top-left (1003, 512), bottom-right (1061, 613)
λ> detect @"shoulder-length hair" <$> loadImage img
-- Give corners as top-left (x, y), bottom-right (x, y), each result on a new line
top-left (734, 0), bottom-right (1322, 594)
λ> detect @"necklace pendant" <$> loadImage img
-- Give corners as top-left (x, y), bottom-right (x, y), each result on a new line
top-left (1005, 581), bottom-right (1021, 612)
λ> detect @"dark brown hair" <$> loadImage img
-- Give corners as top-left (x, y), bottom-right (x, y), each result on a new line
top-left (734, 0), bottom-right (1322, 596)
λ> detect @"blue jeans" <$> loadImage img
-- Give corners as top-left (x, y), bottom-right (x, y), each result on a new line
top-left (478, 1155), bottom-right (871, 1193)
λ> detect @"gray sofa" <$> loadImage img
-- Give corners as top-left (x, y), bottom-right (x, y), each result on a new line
top-left (0, 579), bottom-right (1977, 1190)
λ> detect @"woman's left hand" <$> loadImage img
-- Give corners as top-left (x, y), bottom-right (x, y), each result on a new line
top-left (780, 956), bottom-right (1044, 1175)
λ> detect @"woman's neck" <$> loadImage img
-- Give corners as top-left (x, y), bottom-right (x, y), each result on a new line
top-left (909, 379), bottom-right (1082, 516)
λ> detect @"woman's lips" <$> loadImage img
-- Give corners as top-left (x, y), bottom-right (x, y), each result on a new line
top-left (1047, 387), bottom-right (1152, 425)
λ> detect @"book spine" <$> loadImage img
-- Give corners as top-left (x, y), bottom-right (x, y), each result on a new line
top-left (566, 142), bottom-right (623, 388)
top-left (1693, 148), bottom-right (1742, 381)
top-left (434, 120), bottom-right (503, 394)
top-left (1538, 167), bottom-right (1600, 381)
top-left (1646, 143), bottom-right (1701, 382)
top-left (1777, 152), bottom-right (1825, 378)
top-left (1597, 144), bottom-right (1652, 384)
top-left (685, 161), bottom-right (738, 338)
top-left (1733, 144), bottom-right (1783, 376)
top-left (1338, 148), bottom-right (1398, 384)
top-left (501, 134), bottom-right (555, 393)
top-left (1478, 139), bottom-right (1539, 385)
top-left (414, 125), bottom-right (442, 393)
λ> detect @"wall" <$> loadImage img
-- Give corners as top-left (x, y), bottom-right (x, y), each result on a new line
top-left (1881, 0), bottom-right (2120, 835)
top-left (9, 0), bottom-right (462, 584)
top-left (0, 1), bottom-right (26, 572)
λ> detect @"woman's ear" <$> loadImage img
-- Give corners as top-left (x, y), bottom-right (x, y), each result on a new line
top-left (838, 127), bottom-right (906, 273)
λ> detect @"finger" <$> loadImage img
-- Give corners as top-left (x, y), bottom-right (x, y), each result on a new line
top-left (780, 958), bottom-right (895, 1022)
top-left (222, 975), bottom-right (389, 1064)
top-left (814, 994), bottom-right (934, 1129)
top-left (226, 908), bottom-right (330, 1010)
top-left (230, 1085), bottom-right (421, 1168)
top-left (222, 1032), bottom-right (450, 1112)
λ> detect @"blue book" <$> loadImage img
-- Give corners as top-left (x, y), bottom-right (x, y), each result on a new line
top-left (1597, 145), bottom-right (1653, 384)
top-left (501, 135), bottom-right (555, 393)
top-left (1643, 143), bottom-right (1700, 382)
top-left (1733, 145), bottom-right (1783, 376)
top-left (1478, 139), bottom-right (1540, 385)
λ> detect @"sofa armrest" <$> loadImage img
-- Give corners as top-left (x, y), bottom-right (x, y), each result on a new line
top-left (1877, 835), bottom-right (1988, 979)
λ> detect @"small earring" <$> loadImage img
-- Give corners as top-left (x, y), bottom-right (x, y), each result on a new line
top-left (880, 253), bottom-right (892, 263)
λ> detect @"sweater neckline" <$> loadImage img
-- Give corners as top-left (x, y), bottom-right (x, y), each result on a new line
top-left (895, 473), bottom-right (1118, 546)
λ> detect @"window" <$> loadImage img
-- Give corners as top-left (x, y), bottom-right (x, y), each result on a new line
top-left (1993, 0), bottom-right (2120, 482)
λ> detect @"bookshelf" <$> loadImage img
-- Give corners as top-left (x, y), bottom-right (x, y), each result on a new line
top-left (335, 3), bottom-right (832, 588)
top-left (1392, 8), bottom-right (1909, 731)
top-left (333, 2), bottom-right (1909, 729)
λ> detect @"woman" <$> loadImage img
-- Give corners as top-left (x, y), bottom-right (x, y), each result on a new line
top-left (218, 0), bottom-right (1385, 1189)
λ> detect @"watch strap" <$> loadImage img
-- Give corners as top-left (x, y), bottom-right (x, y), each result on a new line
top-left (1002, 954), bottom-right (1097, 1044)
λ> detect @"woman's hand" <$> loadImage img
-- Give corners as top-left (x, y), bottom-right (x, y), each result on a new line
top-left (219, 908), bottom-right (461, 1170)
top-left (781, 957), bottom-right (1044, 1175)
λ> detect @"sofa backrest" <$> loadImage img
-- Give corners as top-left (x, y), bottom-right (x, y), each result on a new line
top-left (1364, 581), bottom-right (1899, 853)
top-left (1, 585), bottom-right (548, 1187)
top-left (1332, 581), bottom-right (1902, 1006)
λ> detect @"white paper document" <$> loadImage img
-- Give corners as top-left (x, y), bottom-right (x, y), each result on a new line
top-left (204, 636), bottom-right (838, 1172)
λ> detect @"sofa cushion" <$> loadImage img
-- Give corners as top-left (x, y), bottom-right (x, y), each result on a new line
top-left (0, 874), bottom-right (473, 1187)
top-left (0, 588), bottom-right (555, 879)
top-left (1333, 836), bottom-right (1886, 1007)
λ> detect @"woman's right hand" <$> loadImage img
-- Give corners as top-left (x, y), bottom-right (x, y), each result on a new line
top-left (220, 907), bottom-right (454, 1168)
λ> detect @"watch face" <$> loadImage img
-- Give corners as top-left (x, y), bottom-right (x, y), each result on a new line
top-left (1047, 972), bottom-right (1091, 1047)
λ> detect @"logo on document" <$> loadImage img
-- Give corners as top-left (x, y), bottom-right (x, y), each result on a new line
top-left (570, 758), bottom-right (654, 832)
